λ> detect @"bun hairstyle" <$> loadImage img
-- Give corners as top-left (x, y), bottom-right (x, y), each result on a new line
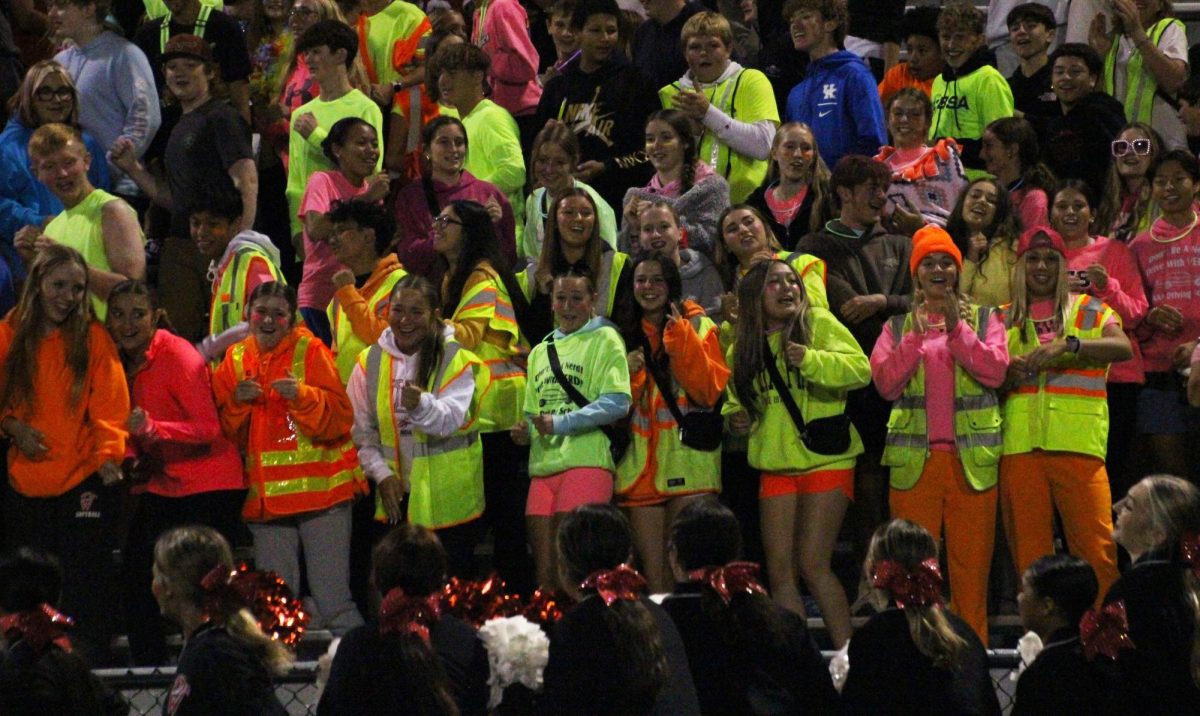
top-left (867, 519), bottom-right (969, 670)
top-left (557, 504), bottom-right (667, 713)
top-left (153, 526), bottom-right (293, 675)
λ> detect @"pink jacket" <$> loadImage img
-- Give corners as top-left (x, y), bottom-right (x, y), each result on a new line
top-left (1064, 236), bottom-right (1148, 384)
top-left (1010, 186), bottom-right (1048, 232)
top-left (1131, 219), bottom-right (1200, 373)
top-left (129, 330), bottom-right (244, 497)
top-left (871, 312), bottom-right (1009, 450)
top-left (472, 0), bottom-right (542, 115)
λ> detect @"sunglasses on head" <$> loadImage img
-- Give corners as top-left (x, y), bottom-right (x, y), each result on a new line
top-left (1112, 138), bottom-right (1152, 157)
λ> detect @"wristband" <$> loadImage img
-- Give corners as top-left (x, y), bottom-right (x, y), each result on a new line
top-left (1066, 336), bottom-right (1082, 354)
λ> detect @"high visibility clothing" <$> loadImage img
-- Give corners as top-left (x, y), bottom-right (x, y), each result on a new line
top-left (210, 244), bottom-right (285, 337)
top-left (1104, 18), bottom-right (1184, 125)
top-left (328, 255), bottom-right (406, 382)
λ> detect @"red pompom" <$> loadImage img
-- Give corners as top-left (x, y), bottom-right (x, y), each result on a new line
top-left (201, 563), bottom-right (309, 648)
top-left (440, 573), bottom-right (524, 629)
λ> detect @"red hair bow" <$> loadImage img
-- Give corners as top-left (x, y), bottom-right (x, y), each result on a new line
top-left (0, 603), bottom-right (74, 656)
top-left (380, 587), bottom-right (442, 642)
top-left (580, 564), bottom-right (647, 606)
top-left (200, 563), bottom-right (309, 648)
top-left (870, 558), bottom-right (944, 608)
top-left (687, 562), bottom-right (768, 605)
top-left (1080, 600), bottom-right (1135, 661)
top-left (1180, 531), bottom-right (1200, 580)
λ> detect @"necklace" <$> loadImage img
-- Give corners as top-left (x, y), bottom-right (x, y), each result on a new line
top-left (1153, 211), bottom-right (1198, 243)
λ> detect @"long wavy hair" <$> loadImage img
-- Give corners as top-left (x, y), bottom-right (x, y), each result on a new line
top-left (1, 245), bottom-right (92, 411)
top-left (646, 109), bottom-right (700, 194)
top-left (153, 526), bottom-right (293, 675)
top-left (714, 204), bottom-right (784, 292)
top-left (945, 178), bottom-right (1020, 281)
top-left (766, 121), bottom-right (834, 235)
top-left (985, 117), bottom-right (1057, 194)
top-left (730, 259), bottom-right (810, 422)
top-left (1096, 122), bottom-right (1164, 242)
top-left (439, 200), bottom-right (531, 334)
top-left (536, 188), bottom-right (606, 295)
top-left (867, 520), bottom-right (969, 670)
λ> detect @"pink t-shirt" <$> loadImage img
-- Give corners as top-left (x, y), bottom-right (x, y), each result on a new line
top-left (1131, 218), bottom-right (1200, 372)
top-left (871, 312), bottom-right (1009, 451)
top-left (1011, 186), bottom-right (1048, 231)
top-left (1063, 236), bottom-right (1148, 383)
top-left (297, 170), bottom-right (373, 310)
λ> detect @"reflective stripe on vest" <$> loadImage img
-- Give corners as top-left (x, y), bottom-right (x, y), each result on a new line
top-left (232, 336), bottom-right (363, 517)
top-left (1001, 294), bottom-right (1113, 459)
top-left (161, 4), bottom-right (212, 52)
top-left (361, 340), bottom-right (485, 527)
top-left (517, 252), bottom-right (626, 319)
top-left (1103, 18), bottom-right (1182, 124)
top-left (212, 246), bottom-right (284, 336)
top-left (881, 305), bottom-right (1003, 490)
top-left (330, 268), bottom-right (405, 381)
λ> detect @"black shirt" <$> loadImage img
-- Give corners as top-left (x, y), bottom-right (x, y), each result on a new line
top-left (631, 1), bottom-right (704, 91)
top-left (163, 98), bottom-right (252, 236)
top-left (1011, 628), bottom-right (1113, 715)
top-left (165, 623), bottom-right (285, 716)
top-left (1007, 63), bottom-right (1059, 123)
top-left (134, 9), bottom-right (253, 93)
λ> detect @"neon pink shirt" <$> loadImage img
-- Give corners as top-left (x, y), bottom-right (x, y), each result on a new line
top-left (129, 330), bottom-right (244, 497)
top-left (297, 170), bottom-right (373, 310)
top-left (1131, 217), bottom-right (1200, 372)
top-left (1063, 236), bottom-right (1148, 383)
top-left (1011, 186), bottom-right (1048, 231)
top-left (871, 311), bottom-right (1009, 451)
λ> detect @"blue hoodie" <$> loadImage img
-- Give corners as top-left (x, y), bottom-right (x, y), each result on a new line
top-left (785, 50), bottom-right (887, 169)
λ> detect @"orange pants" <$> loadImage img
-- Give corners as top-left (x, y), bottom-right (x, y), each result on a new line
top-left (999, 451), bottom-right (1119, 604)
top-left (890, 450), bottom-right (995, 645)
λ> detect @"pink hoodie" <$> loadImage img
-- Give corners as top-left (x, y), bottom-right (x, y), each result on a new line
top-left (1063, 236), bottom-right (1148, 384)
top-left (472, 0), bottom-right (542, 116)
top-left (871, 312), bottom-right (1010, 451)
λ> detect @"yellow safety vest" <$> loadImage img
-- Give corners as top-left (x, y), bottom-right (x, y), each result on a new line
top-left (881, 306), bottom-right (1003, 491)
top-left (1103, 17), bottom-right (1184, 124)
top-left (211, 245), bottom-right (285, 337)
top-left (359, 339), bottom-right (488, 528)
top-left (328, 267), bottom-right (407, 383)
top-left (516, 250), bottom-right (630, 320)
top-left (1000, 294), bottom-right (1116, 460)
top-left (452, 269), bottom-right (528, 432)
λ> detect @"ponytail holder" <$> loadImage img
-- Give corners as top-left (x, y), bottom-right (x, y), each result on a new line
top-left (1080, 600), bottom-right (1135, 661)
top-left (686, 561), bottom-right (768, 605)
top-left (380, 586), bottom-right (441, 642)
top-left (200, 563), bottom-right (309, 648)
top-left (870, 558), bottom-right (944, 609)
top-left (679, 227), bottom-right (690, 249)
top-left (580, 564), bottom-right (647, 606)
top-left (0, 603), bottom-right (75, 656)
top-left (1180, 531), bottom-right (1200, 580)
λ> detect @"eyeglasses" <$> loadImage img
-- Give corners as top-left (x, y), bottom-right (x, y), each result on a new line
top-left (1112, 138), bottom-right (1152, 157)
top-left (34, 86), bottom-right (73, 102)
top-left (432, 215), bottom-right (463, 229)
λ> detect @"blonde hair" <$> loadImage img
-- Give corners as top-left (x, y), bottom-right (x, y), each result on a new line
top-left (680, 11), bottom-right (733, 47)
top-left (27, 122), bottom-right (88, 162)
top-left (767, 122), bottom-right (834, 235)
top-left (1007, 245), bottom-right (1071, 343)
top-left (867, 520), bottom-right (969, 670)
top-left (9, 60), bottom-right (80, 129)
top-left (153, 526), bottom-right (293, 675)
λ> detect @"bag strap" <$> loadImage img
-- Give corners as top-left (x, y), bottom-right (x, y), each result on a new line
top-left (640, 331), bottom-right (687, 425)
top-left (762, 336), bottom-right (807, 434)
top-left (547, 338), bottom-right (622, 444)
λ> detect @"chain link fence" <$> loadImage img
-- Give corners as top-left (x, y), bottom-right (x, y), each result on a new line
top-left (96, 651), bottom-right (1023, 715)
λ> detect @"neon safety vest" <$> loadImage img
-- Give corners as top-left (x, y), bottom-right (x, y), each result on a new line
top-left (516, 250), bottom-right (630, 320)
top-left (1000, 294), bottom-right (1116, 460)
top-left (881, 306), bottom-right (1003, 491)
top-left (160, 3), bottom-right (213, 52)
top-left (232, 335), bottom-right (365, 521)
top-left (210, 245), bottom-right (285, 337)
top-left (1103, 17), bottom-right (1184, 124)
top-left (616, 315), bottom-right (722, 496)
top-left (452, 270), bottom-right (528, 432)
top-left (360, 339), bottom-right (487, 528)
top-left (328, 268), bottom-right (407, 383)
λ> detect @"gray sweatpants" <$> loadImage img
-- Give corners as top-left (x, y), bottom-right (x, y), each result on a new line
top-left (249, 502), bottom-right (364, 635)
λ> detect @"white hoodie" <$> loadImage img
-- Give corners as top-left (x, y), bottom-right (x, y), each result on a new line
top-left (347, 325), bottom-right (474, 483)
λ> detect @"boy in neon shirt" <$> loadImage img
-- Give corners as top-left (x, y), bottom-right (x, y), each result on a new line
top-left (928, 2), bottom-right (1014, 178)
top-left (286, 21), bottom-right (385, 253)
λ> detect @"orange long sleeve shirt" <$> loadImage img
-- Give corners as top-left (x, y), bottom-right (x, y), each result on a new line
top-left (0, 321), bottom-right (129, 497)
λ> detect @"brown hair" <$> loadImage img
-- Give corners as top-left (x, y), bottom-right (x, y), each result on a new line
top-left (536, 188), bottom-right (605, 295)
top-left (27, 122), bottom-right (88, 162)
top-left (782, 0), bottom-right (848, 45)
top-left (9, 61), bottom-right (80, 129)
top-left (937, 0), bottom-right (985, 36)
top-left (730, 259), bottom-right (811, 422)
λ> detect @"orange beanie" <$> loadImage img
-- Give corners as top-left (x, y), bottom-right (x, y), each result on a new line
top-left (910, 225), bottom-right (963, 275)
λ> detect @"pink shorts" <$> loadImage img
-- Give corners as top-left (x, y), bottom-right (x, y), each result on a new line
top-left (526, 468), bottom-right (614, 517)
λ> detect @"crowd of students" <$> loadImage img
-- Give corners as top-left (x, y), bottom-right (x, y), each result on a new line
top-left (4, 0), bottom-right (1200, 712)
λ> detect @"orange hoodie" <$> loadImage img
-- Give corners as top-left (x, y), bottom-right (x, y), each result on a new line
top-left (330, 253), bottom-right (406, 350)
top-left (0, 321), bottom-right (129, 497)
top-left (212, 326), bottom-right (364, 519)
top-left (629, 300), bottom-right (729, 411)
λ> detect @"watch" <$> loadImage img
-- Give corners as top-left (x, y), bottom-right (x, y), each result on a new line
top-left (392, 80), bottom-right (405, 94)
top-left (1066, 336), bottom-right (1081, 354)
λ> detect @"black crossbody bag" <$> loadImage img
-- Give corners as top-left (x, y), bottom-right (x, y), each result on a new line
top-left (761, 338), bottom-right (852, 456)
top-left (546, 339), bottom-right (631, 464)
top-left (639, 334), bottom-right (724, 451)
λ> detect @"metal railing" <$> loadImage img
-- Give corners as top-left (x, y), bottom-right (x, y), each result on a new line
top-left (97, 651), bottom-right (1025, 716)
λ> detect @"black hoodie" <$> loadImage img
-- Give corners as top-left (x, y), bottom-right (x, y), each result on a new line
top-left (536, 56), bottom-right (658, 210)
top-left (1037, 91), bottom-right (1127, 200)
